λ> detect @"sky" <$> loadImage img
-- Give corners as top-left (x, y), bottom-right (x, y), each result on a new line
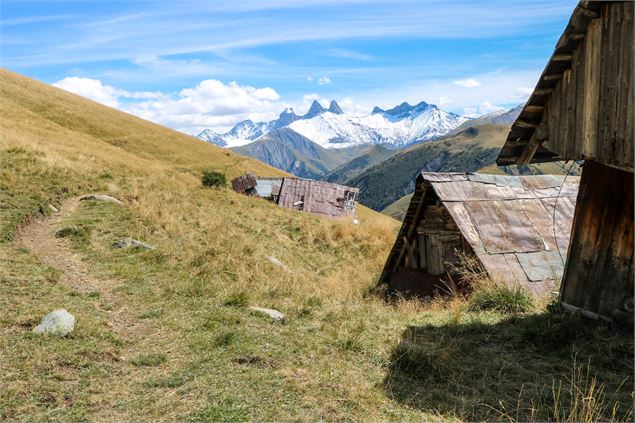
top-left (1, 0), bottom-right (578, 135)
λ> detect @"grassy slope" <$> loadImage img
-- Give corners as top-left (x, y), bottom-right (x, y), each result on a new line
top-left (349, 125), bottom-right (508, 211)
top-left (1, 69), bottom-right (633, 422)
top-left (381, 193), bottom-right (413, 221)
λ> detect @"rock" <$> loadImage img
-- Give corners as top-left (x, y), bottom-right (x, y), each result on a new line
top-left (112, 238), bottom-right (155, 250)
top-left (48, 204), bottom-right (59, 213)
top-left (267, 256), bottom-right (289, 271)
top-left (33, 309), bottom-right (75, 336)
top-left (248, 307), bottom-right (285, 323)
top-left (80, 194), bottom-right (123, 205)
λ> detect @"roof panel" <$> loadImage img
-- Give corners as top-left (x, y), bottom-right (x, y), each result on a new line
top-left (465, 200), bottom-right (546, 254)
top-left (517, 250), bottom-right (566, 281)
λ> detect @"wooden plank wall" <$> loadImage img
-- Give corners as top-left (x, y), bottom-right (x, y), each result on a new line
top-left (560, 161), bottom-right (634, 325)
top-left (542, 2), bottom-right (633, 171)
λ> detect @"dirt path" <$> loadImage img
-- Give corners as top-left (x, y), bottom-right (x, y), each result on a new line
top-left (17, 197), bottom-right (135, 338)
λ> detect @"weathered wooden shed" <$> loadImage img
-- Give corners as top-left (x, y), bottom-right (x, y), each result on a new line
top-left (276, 178), bottom-right (359, 218)
top-left (496, 1), bottom-right (633, 324)
top-left (380, 172), bottom-right (580, 296)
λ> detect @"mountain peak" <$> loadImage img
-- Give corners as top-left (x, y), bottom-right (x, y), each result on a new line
top-left (304, 100), bottom-right (327, 119)
top-left (276, 107), bottom-right (299, 126)
top-left (328, 100), bottom-right (343, 114)
top-left (380, 100), bottom-right (434, 118)
top-left (372, 106), bottom-right (384, 114)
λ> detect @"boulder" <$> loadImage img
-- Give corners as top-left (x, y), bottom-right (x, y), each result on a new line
top-left (248, 307), bottom-right (285, 323)
top-left (33, 309), bottom-right (75, 336)
top-left (112, 238), bottom-right (155, 250)
top-left (80, 194), bottom-right (123, 205)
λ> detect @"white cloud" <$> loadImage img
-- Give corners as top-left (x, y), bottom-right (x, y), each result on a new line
top-left (462, 101), bottom-right (504, 118)
top-left (510, 86), bottom-right (534, 100)
top-left (437, 96), bottom-right (455, 107)
top-left (53, 76), bottom-right (164, 108)
top-left (305, 76), bottom-right (313, 82)
top-left (52, 76), bottom-right (284, 134)
top-left (454, 78), bottom-right (481, 88)
top-left (338, 97), bottom-right (372, 117)
top-left (317, 76), bottom-right (332, 85)
top-left (53, 77), bottom-right (122, 107)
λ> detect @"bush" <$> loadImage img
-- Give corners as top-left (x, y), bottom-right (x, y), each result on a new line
top-left (222, 291), bottom-right (249, 307)
top-left (468, 281), bottom-right (534, 314)
top-left (201, 170), bottom-right (226, 187)
top-left (55, 225), bottom-right (90, 243)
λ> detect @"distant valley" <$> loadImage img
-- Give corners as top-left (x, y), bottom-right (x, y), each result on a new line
top-left (198, 101), bottom-right (559, 214)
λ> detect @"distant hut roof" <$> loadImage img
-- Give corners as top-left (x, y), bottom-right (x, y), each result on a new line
top-left (497, 1), bottom-right (633, 170)
top-left (277, 178), bottom-right (359, 218)
top-left (380, 172), bottom-right (580, 295)
top-left (231, 173), bottom-right (257, 194)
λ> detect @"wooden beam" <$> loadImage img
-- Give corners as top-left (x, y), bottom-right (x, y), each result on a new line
top-left (517, 140), bottom-right (541, 165)
top-left (579, 8), bottom-right (600, 19)
top-left (534, 88), bottom-right (553, 95)
top-left (515, 120), bottom-right (538, 129)
top-left (552, 54), bottom-right (573, 61)
top-left (523, 105), bottom-right (544, 113)
top-left (516, 126), bottom-right (546, 165)
top-left (544, 73), bottom-right (564, 81)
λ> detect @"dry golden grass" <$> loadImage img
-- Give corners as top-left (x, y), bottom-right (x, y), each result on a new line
top-left (1, 68), bottom-right (632, 422)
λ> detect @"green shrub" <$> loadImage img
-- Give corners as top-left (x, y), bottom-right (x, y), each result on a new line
top-left (468, 282), bottom-right (534, 314)
top-left (131, 353), bottom-right (166, 367)
top-left (222, 292), bottom-right (249, 307)
top-left (201, 170), bottom-right (226, 187)
top-left (55, 225), bottom-right (90, 243)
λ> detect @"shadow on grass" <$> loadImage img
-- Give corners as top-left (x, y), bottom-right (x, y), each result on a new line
top-left (383, 312), bottom-right (634, 422)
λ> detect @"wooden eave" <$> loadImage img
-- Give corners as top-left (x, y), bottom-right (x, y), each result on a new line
top-left (496, 1), bottom-right (603, 166)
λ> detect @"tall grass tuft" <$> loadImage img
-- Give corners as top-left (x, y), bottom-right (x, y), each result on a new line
top-left (468, 280), bottom-right (534, 314)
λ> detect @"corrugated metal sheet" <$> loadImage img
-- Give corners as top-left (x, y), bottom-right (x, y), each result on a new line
top-left (428, 172), bottom-right (579, 294)
top-left (254, 178), bottom-right (283, 198)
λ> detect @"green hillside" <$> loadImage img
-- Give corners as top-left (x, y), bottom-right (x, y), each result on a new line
top-left (1, 69), bottom-right (632, 422)
top-left (381, 193), bottom-right (413, 221)
top-left (233, 129), bottom-right (371, 179)
top-left (323, 144), bottom-right (397, 184)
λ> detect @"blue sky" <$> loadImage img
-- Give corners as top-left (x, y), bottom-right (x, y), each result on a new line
top-left (1, 0), bottom-right (577, 134)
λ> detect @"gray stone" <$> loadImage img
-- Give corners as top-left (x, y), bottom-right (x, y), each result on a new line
top-left (112, 238), bottom-right (155, 250)
top-left (33, 309), bottom-right (75, 336)
top-left (248, 307), bottom-right (285, 322)
top-left (80, 194), bottom-right (123, 205)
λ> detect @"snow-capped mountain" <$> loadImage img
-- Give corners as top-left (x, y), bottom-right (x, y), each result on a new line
top-left (289, 101), bottom-right (468, 149)
top-left (197, 99), bottom-right (468, 149)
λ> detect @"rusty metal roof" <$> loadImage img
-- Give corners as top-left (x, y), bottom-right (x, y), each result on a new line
top-left (381, 172), bottom-right (580, 295)
top-left (277, 178), bottom-right (359, 218)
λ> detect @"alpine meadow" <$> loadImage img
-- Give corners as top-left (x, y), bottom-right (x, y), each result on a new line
top-left (1, 0), bottom-right (633, 422)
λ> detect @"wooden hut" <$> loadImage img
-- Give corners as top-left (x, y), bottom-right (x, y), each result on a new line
top-left (379, 172), bottom-right (580, 296)
top-left (276, 178), bottom-right (359, 218)
top-left (496, 2), bottom-right (633, 325)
